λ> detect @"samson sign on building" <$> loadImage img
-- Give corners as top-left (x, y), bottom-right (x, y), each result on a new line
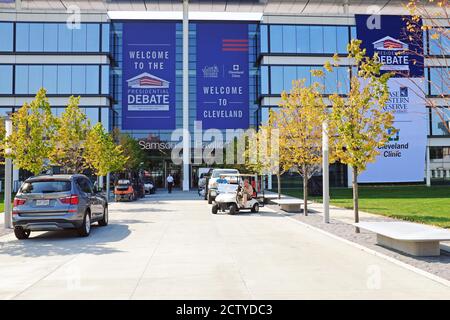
top-left (356, 15), bottom-right (427, 183)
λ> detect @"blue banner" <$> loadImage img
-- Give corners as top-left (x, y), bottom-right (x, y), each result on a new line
top-left (122, 22), bottom-right (176, 130)
top-left (356, 15), bottom-right (427, 183)
top-left (355, 15), bottom-right (424, 78)
top-left (197, 23), bottom-right (249, 129)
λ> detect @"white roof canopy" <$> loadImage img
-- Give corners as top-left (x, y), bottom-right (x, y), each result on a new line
top-left (1, 0), bottom-right (414, 16)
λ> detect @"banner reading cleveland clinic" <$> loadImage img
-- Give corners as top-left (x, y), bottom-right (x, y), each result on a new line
top-left (356, 15), bottom-right (427, 182)
top-left (122, 22), bottom-right (176, 130)
top-left (197, 23), bottom-right (249, 129)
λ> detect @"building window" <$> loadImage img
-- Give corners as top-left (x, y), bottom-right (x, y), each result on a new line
top-left (266, 65), bottom-right (350, 95)
top-left (428, 67), bottom-right (449, 96)
top-left (0, 22), bottom-right (14, 51)
top-left (101, 65), bottom-right (110, 94)
top-left (260, 66), bottom-right (269, 95)
top-left (430, 146), bottom-right (450, 160)
top-left (14, 65), bottom-right (101, 95)
top-left (264, 24), bottom-right (350, 54)
top-left (15, 23), bottom-right (102, 53)
top-left (260, 24), bottom-right (268, 53)
top-left (0, 65), bottom-right (13, 94)
top-left (269, 25), bottom-right (283, 53)
top-left (44, 24), bottom-right (58, 51)
top-left (429, 28), bottom-right (449, 56)
top-left (101, 24), bottom-right (110, 52)
top-left (430, 108), bottom-right (450, 136)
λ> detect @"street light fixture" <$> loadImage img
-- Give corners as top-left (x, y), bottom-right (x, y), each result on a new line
top-left (322, 120), bottom-right (330, 223)
top-left (4, 112), bottom-right (13, 229)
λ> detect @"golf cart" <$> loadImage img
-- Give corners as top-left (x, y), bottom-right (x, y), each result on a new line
top-left (211, 174), bottom-right (264, 215)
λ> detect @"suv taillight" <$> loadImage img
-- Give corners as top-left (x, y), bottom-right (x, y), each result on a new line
top-left (60, 194), bottom-right (79, 205)
top-left (13, 198), bottom-right (26, 206)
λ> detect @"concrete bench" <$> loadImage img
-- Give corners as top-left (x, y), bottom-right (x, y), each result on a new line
top-left (272, 199), bottom-right (304, 212)
top-left (355, 222), bottom-right (450, 256)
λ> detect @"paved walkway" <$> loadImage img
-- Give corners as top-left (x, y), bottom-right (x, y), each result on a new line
top-left (0, 191), bottom-right (449, 299)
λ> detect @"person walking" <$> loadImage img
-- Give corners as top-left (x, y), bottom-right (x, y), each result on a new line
top-left (167, 174), bottom-right (174, 193)
top-left (242, 179), bottom-right (254, 207)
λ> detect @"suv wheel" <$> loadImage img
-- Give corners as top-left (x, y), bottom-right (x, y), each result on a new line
top-left (98, 206), bottom-right (108, 227)
top-left (14, 228), bottom-right (30, 240)
top-left (77, 211), bottom-right (91, 237)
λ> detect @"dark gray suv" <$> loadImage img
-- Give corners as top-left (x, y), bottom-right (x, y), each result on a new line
top-left (12, 174), bottom-right (108, 240)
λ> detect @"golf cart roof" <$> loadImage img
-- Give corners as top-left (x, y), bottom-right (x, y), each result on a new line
top-left (219, 173), bottom-right (256, 177)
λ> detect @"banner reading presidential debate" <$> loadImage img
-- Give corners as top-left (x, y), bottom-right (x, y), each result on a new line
top-left (196, 23), bottom-right (250, 129)
top-left (355, 15), bottom-right (427, 183)
top-left (122, 22), bottom-right (176, 130)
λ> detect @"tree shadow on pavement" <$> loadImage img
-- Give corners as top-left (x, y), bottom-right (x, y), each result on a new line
top-left (0, 223), bottom-right (131, 258)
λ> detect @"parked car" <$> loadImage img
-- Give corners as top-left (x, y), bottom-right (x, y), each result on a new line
top-left (144, 179), bottom-right (155, 194)
top-left (206, 168), bottom-right (240, 204)
top-left (12, 174), bottom-right (108, 240)
top-left (114, 179), bottom-right (135, 201)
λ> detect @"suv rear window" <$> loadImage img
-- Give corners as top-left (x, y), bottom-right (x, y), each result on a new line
top-left (20, 180), bottom-right (72, 194)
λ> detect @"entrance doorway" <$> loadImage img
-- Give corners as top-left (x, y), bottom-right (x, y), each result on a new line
top-left (165, 161), bottom-right (181, 189)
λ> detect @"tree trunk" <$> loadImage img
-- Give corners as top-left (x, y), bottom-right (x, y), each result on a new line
top-left (277, 174), bottom-right (281, 199)
top-left (303, 168), bottom-right (308, 216)
top-left (352, 166), bottom-right (360, 233)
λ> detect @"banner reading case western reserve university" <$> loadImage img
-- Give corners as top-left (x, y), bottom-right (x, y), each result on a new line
top-left (355, 15), bottom-right (427, 183)
top-left (122, 22), bottom-right (176, 130)
top-left (196, 22), bottom-right (250, 129)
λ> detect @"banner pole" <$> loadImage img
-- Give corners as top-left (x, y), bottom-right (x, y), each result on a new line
top-left (182, 0), bottom-right (190, 191)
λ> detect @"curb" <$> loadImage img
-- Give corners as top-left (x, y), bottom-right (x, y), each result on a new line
top-left (274, 209), bottom-right (450, 288)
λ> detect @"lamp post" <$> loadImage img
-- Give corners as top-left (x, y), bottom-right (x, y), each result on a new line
top-left (182, 0), bottom-right (190, 191)
top-left (4, 113), bottom-right (13, 229)
top-left (322, 120), bottom-right (330, 223)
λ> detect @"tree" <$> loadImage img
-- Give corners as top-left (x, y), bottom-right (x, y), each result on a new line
top-left (84, 123), bottom-right (128, 177)
top-left (49, 96), bottom-right (90, 173)
top-left (118, 133), bottom-right (147, 172)
top-left (403, 0), bottom-right (449, 133)
top-left (327, 40), bottom-right (395, 231)
top-left (276, 80), bottom-right (328, 215)
top-left (242, 113), bottom-right (282, 197)
top-left (7, 88), bottom-right (57, 175)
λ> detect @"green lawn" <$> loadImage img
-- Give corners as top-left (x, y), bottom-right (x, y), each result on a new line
top-left (278, 186), bottom-right (450, 229)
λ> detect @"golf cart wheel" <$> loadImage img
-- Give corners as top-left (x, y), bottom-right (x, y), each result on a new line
top-left (229, 203), bottom-right (238, 215)
top-left (251, 203), bottom-right (260, 213)
top-left (211, 204), bottom-right (218, 215)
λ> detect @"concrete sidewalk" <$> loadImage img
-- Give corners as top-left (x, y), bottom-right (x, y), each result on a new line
top-left (264, 190), bottom-right (450, 250)
top-left (0, 191), bottom-right (449, 299)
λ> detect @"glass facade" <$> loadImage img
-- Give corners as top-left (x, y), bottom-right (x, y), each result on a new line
top-left (260, 65), bottom-right (350, 95)
top-left (0, 16), bottom-right (447, 187)
top-left (261, 24), bottom-right (353, 54)
top-left (0, 21), bottom-right (111, 133)
top-left (13, 22), bottom-right (110, 52)
top-left (12, 65), bottom-right (108, 95)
